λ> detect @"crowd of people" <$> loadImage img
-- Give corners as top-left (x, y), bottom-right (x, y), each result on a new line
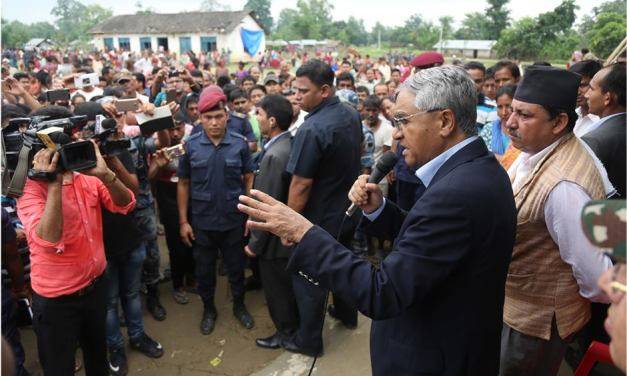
top-left (0, 43), bottom-right (625, 376)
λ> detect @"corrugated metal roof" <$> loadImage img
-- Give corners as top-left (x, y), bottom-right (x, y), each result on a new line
top-left (433, 40), bottom-right (496, 51)
top-left (89, 11), bottom-right (257, 35)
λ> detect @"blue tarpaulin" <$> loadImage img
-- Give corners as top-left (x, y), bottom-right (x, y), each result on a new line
top-left (240, 28), bottom-right (264, 57)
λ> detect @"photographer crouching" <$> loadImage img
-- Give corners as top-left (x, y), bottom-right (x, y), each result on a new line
top-left (16, 134), bottom-right (135, 375)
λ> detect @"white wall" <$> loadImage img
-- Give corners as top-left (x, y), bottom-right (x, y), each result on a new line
top-left (92, 15), bottom-right (266, 62)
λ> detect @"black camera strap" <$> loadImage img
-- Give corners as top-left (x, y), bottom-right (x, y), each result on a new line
top-left (6, 141), bottom-right (33, 198)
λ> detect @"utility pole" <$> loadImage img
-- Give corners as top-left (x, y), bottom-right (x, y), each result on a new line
top-left (438, 26), bottom-right (443, 53)
top-left (377, 29), bottom-right (381, 50)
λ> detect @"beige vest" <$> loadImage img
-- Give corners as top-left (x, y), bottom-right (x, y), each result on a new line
top-left (504, 134), bottom-right (606, 340)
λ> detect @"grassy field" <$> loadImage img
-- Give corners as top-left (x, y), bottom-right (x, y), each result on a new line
top-left (353, 46), bottom-right (568, 68)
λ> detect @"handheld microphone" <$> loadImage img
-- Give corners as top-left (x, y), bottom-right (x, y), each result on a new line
top-left (345, 151), bottom-right (399, 217)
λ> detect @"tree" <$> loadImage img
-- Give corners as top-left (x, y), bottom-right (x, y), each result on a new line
top-left (485, 0), bottom-right (510, 39)
top-left (272, 0), bottom-right (333, 40)
top-left (495, 0), bottom-right (579, 60)
top-left (199, 0), bottom-right (230, 11)
top-left (52, 0), bottom-right (112, 44)
top-left (439, 16), bottom-right (454, 41)
top-left (454, 12), bottom-right (491, 39)
top-left (578, 0), bottom-right (627, 58)
top-left (135, 1), bottom-right (155, 15)
top-left (245, 0), bottom-right (273, 30)
top-left (1, 19), bottom-right (32, 49)
top-left (587, 12), bottom-right (626, 59)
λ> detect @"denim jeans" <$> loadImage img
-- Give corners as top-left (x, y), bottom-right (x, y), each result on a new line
top-left (134, 205), bottom-right (161, 286)
top-left (106, 243), bottom-right (146, 349)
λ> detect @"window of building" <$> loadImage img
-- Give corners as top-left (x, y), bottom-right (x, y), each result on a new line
top-left (200, 36), bottom-right (217, 52)
top-left (104, 37), bottom-right (114, 51)
top-left (118, 37), bottom-right (130, 51)
top-left (140, 37), bottom-right (152, 50)
top-left (180, 37), bottom-right (192, 54)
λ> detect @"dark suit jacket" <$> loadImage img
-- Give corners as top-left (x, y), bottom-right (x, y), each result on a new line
top-left (582, 113), bottom-right (626, 197)
top-left (288, 139), bottom-right (517, 375)
top-left (249, 133), bottom-right (293, 259)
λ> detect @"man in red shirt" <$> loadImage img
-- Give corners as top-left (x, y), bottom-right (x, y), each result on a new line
top-left (17, 141), bottom-right (135, 376)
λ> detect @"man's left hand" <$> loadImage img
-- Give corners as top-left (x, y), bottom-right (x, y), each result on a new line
top-left (82, 140), bottom-right (112, 180)
top-left (238, 190), bottom-right (313, 244)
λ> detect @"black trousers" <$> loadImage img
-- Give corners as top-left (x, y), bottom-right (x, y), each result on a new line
top-left (292, 218), bottom-right (358, 351)
top-left (155, 181), bottom-right (195, 290)
top-left (31, 276), bottom-right (108, 376)
top-left (259, 258), bottom-right (299, 336)
top-left (193, 226), bottom-right (246, 308)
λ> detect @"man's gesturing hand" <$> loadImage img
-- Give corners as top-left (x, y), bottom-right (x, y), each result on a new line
top-left (238, 190), bottom-right (314, 244)
top-left (348, 174), bottom-right (384, 214)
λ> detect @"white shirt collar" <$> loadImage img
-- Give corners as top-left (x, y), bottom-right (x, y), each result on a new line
top-left (509, 136), bottom-right (563, 190)
top-left (415, 136), bottom-right (478, 187)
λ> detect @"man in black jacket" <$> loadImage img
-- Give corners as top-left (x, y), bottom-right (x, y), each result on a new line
top-left (244, 94), bottom-right (298, 350)
top-left (238, 66), bottom-right (517, 375)
top-left (583, 63), bottom-right (626, 197)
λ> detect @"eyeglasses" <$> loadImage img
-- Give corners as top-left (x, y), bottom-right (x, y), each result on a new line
top-left (391, 108), bottom-right (443, 130)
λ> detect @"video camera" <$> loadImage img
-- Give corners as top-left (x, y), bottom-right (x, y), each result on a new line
top-left (82, 116), bottom-right (131, 157)
top-left (1, 115), bottom-right (96, 197)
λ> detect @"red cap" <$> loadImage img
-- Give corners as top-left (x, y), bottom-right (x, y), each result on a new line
top-left (410, 51), bottom-right (444, 68)
top-left (198, 85), bottom-right (227, 113)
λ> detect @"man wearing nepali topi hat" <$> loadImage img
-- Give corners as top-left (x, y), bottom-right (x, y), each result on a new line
top-left (176, 86), bottom-right (256, 336)
top-left (499, 66), bottom-right (615, 376)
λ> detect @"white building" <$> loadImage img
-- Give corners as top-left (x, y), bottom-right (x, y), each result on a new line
top-left (433, 40), bottom-right (497, 59)
top-left (89, 11), bottom-right (266, 62)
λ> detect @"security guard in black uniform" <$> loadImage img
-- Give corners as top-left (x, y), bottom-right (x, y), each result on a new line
top-left (190, 87), bottom-right (258, 153)
top-left (177, 87), bottom-right (255, 335)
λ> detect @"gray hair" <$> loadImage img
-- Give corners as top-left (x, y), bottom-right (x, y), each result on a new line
top-left (400, 66), bottom-right (477, 136)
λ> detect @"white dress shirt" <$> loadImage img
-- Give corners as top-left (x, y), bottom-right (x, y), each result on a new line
top-left (508, 136), bottom-right (612, 303)
top-left (573, 107), bottom-right (601, 137)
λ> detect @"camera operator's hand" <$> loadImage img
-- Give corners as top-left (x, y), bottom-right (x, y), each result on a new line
top-left (82, 140), bottom-right (113, 181)
top-left (139, 102), bottom-right (156, 116)
top-left (101, 101), bottom-right (121, 119)
top-left (153, 149), bottom-right (171, 169)
top-left (2, 77), bottom-right (26, 97)
top-left (32, 149), bottom-right (62, 183)
top-left (180, 222), bottom-right (195, 247)
top-left (155, 68), bottom-right (169, 84)
top-left (348, 174), bottom-right (384, 214)
top-left (167, 101), bottom-right (180, 115)
top-left (179, 68), bottom-right (194, 84)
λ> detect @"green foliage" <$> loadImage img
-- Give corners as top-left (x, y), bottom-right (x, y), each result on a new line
top-left (587, 12), bottom-right (627, 59)
top-left (273, 0), bottom-right (333, 40)
top-left (454, 12), bottom-right (491, 40)
top-left (245, 0), bottom-right (273, 30)
top-left (439, 16), bottom-right (454, 41)
top-left (494, 0), bottom-right (580, 60)
top-left (52, 0), bottom-right (112, 45)
top-left (494, 17), bottom-right (542, 60)
top-left (485, 0), bottom-right (510, 39)
top-left (1, 19), bottom-right (58, 49)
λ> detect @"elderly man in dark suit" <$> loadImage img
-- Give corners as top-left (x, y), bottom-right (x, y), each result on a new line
top-left (238, 66), bottom-right (517, 375)
top-left (244, 94), bottom-right (299, 350)
top-left (583, 63), bottom-right (626, 197)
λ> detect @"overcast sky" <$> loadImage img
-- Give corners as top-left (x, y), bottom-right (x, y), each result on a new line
top-left (2, 0), bottom-right (599, 30)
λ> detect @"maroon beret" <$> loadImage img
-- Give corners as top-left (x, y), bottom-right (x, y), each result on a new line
top-left (411, 51), bottom-right (444, 68)
top-left (198, 85), bottom-right (227, 113)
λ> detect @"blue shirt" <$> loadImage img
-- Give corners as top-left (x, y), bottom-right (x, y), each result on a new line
top-left (178, 130), bottom-right (254, 231)
top-left (366, 136), bottom-right (478, 220)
